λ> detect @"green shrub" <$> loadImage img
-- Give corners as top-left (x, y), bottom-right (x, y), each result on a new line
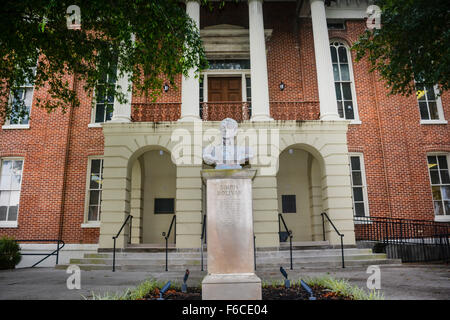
top-left (0, 236), bottom-right (22, 270)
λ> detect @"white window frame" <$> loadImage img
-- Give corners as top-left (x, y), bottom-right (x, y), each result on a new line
top-left (82, 156), bottom-right (104, 227)
top-left (349, 153), bottom-right (370, 218)
top-left (426, 153), bottom-right (450, 222)
top-left (416, 84), bottom-right (447, 125)
top-left (0, 157), bottom-right (25, 228)
top-left (90, 62), bottom-right (117, 126)
top-left (330, 40), bottom-right (361, 124)
top-left (2, 68), bottom-right (36, 130)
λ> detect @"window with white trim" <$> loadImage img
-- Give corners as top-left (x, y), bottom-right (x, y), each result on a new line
top-left (7, 68), bottom-right (36, 126)
top-left (93, 62), bottom-right (117, 123)
top-left (330, 41), bottom-right (358, 120)
top-left (427, 154), bottom-right (450, 217)
top-left (0, 159), bottom-right (24, 225)
top-left (85, 158), bottom-right (104, 222)
top-left (416, 84), bottom-right (445, 122)
top-left (349, 154), bottom-right (369, 217)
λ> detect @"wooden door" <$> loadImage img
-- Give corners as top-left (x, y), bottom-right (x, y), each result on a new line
top-left (208, 77), bottom-right (242, 102)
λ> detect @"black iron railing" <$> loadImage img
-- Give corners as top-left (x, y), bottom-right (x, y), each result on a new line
top-left (112, 214), bottom-right (133, 272)
top-left (200, 214), bottom-right (206, 271)
top-left (162, 214), bottom-right (176, 272)
top-left (354, 215), bottom-right (450, 263)
top-left (13, 239), bottom-right (65, 267)
top-left (321, 212), bottom-right (345, 268)
top-left (278, 213), bottom-right (293, 270)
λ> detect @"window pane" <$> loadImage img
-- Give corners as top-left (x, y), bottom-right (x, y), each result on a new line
top-left (434, 201), bottom-right (444, 215)
top-left (425, 86), bottom-right (436, 100)
top-left (333, 64), bottom-right (340, 81)
top-left (338, 46), bottom-right (348, 63)
top-left (428, 102), bottom-right (439, 120)
top-left (90, 174), bottom-right (101, 189)
top-left (438, 156), bottom-right (448, 169)
top-left (441, 170), bottom-right (450, 184)
top-left (419, 102), bottom-right (430, 120)
top-left (9, 191), bottom-right (20, 206)
top-left (0, 191), bottom-right (9, 206)
top-left (91, 159), bottom-right (101, 175)
top-left (337, 101), bottom-right (344, 118)
top-left (0, 206), bottom-right (6, 221)
top-left (444, 201), bottom-right (450, 215)
top-left (432, 186), bottom-right (442, 200)
top-left (428, 156), bottom-right (438, 166)
top-left (330, 46), bottom-right (338, 63)
top-left (351, 156), bottom-right (361, 171)
top-left (11, 175), bottom-right (22, 189)
top-left (352, 171), bottom-right (362, 186)
top-left (1, 160), bottom-right (12, 175)
top-left (340, 64), bottom-right (350, 81)
top-left (88, 206), bottom-right (99, 221)
top-left (430, 170), bottom-right (440, 184)
top-left (7, 206), bottom-right (17, 221)
top-left (89, 190), bottom-right (100, 206)
top-left (95, 104), bottom-right (105, 123)
top-left (342, 83), bottom-right (352, 100)
top-left (353, 187), bottom-right (363, 201)
top-left (106, 104), bottom-right (113, 121)
top-left (24, 87), bottom-right (33, 107)
top-left (442, 186), bottom-right (450, 200)
top-left (335, 83), bottom-right (342, 101)
top-left (354, 202), bottom-right (365, 217)
top-left (0, 174), bottom-right (11, 189)
top-left (344, 101), bottom-right (355, 120)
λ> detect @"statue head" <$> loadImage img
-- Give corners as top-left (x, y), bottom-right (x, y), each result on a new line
top-left (220, 118), bottom-right (238, 140)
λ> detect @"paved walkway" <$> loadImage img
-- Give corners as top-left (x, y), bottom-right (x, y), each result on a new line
top-left (0, 264), bottom-right (448, 300)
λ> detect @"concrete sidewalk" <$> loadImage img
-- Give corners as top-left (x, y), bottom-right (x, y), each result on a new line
top-left (0, 264), bottom-right (448, 300)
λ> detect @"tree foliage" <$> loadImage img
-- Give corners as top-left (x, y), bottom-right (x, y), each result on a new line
top-left (0, 0), bottom-right (211, 119)
top-left (352, 0), bottom-right (450, 96)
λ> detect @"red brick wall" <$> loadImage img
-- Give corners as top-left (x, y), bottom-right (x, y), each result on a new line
top-left (1, 3), bottom-right (448, 244)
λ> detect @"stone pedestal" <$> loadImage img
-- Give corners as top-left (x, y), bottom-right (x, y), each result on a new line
top-left (201, 169), bottom-right (261, 300)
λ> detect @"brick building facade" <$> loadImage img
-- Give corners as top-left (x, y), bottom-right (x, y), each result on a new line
top-left (0, 1), bottom-right (448, 254)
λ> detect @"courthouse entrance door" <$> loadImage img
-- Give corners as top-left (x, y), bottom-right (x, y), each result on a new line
top-left (208, 77), bottom-right (242, 102)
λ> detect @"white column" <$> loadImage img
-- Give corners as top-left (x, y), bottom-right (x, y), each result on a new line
top-left (310, 0), bottom-right (340, 120)
top-left (111, 34), bottom-right (135, 122)
top-left (179, 0), bottom-right (201, 122)
top-left (248, 0), bottom-right (272, 121)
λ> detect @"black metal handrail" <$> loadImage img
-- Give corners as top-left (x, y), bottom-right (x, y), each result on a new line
top-left (163, 214), bottom-right (176, 272)
top-left (200, 214), bottom-right (206, 271)
top-left (13, 239), bottom-right (65, 267)
top-left (112, 214), bottom-right (133, 272)
top-left (278, 213), bottom-right (293, 270)
top-left (321, 212), bottom-right (345, 268)
top-left (253, 234), bottom-right (256, 271)
top-left (354, 215), bottom-right (450, 262)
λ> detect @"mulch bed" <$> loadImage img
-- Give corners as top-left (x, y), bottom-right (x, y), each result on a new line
top-left (143, 285), bottom-right (351, 300)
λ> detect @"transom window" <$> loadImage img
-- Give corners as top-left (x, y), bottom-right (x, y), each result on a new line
top-left (93, 62), bottom-right (117, 123)
top-left (0, 159), bottom-right (24, 225)
top-left (427, 155), bottom-right (450, 217)
top-left (416, 84), bottom-right (444, 121)
top-left (86, 158), bottom-right (104, 221)
top-left (330, 41), bottom-right (356, 120)
top-left (349, 155), bottom-right (369, 217)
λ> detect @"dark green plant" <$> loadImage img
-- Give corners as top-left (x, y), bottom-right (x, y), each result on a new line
top-left (0, 236), bottom-right (22, 270)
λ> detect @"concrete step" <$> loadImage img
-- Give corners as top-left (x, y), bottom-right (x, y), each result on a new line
top-left (55, 258), bottom-right (401, 272)
top-left (83, 248), bottom-right (373, 259)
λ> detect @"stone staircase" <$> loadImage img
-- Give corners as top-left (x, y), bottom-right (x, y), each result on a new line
top-left (55, 241), bottom-right (401, 273)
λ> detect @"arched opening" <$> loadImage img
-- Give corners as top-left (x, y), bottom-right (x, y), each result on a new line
top-left (130, 149), bottom-right (176, 245)
top-left (276, 146), bottom-right (324, 242)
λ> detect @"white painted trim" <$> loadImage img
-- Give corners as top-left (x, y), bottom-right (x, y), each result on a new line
top-left (349, 153), bottom-right (370, 218)
top-left (81, 222), bottom-right (101, 228)
top-left (0, 221), bottom-right (18, 228)
top-left (87, 122), bottom-right (102, 128)
top-left (330, 39), bottom-right (361, 122)
top-left (0, 157), bottom-right (25, 225)
top-left (1, 124), bottom-right (30, 130)
top-left (435, 216), bottom-right (450, 222)
top-left (420, 120), bottom-right (448, 125)
top-left (84, 156), bottom-right (104, 224)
